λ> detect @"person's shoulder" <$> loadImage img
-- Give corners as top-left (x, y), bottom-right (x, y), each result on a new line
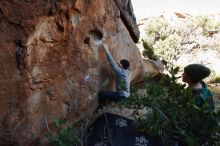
top-left (119, 68), bottom-right (130, 76)
top-left (123, 69), bottom-right (131, 73)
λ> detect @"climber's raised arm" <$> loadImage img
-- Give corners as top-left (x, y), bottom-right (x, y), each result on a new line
top-left (102, 43), bottom-right (121, 75)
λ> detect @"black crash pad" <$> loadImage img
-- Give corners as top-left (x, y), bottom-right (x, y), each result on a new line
top-left (86, 113), bottom-right (163, 146)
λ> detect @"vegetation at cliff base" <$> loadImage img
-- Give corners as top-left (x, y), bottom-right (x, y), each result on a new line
top-left (121, 67), bottom-right (220, 146)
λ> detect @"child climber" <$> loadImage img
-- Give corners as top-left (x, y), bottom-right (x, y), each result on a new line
top-left (182, 64), bottom-right (215, 111)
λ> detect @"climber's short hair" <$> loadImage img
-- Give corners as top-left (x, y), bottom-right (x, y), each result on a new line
top-left (120, 59), bottom-right (130, 69)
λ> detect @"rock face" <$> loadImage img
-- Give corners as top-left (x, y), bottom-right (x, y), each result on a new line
top-left (0, 0), bottom-right (159, 145)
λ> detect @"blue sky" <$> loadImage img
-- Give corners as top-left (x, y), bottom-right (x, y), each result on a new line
top-left (131, 0), bottom-right (220, 20)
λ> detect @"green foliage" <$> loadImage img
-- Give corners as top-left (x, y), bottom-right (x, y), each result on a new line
top-left (145, 17), bottom-right (172, 41)
top-left (142, 15), bottom-right (220, 67)
top-left (142, 39), bottom-right (157, 60)
top-left (142, 17), bottom-right (181, 64)
top-left (153, 34), bottom-right (181, 63)
top-left (121, 67), bottom-right (220, 146)
top-left (119, 79), bottom-right (127, 91)
top-left (192, 16), bottom-right (220, 35)
top-left (46, 117), bottom-right (79, 146)
top-left (210, 76), bottom-right (220, 84)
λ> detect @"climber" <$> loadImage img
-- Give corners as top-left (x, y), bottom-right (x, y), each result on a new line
top-left (96, 42), bottom-right (131, 112)
top-left (182, 64), bottom-right (215, 111)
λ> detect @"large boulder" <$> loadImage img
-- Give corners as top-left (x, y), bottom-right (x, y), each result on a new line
top-left (0, 0), bottom-right (160, 145)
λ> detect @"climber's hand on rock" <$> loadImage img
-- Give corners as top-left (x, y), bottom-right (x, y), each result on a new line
top-left (102, 33), bottom-right (107, 41)
top-left (102, 36), bottom-right (106, 42)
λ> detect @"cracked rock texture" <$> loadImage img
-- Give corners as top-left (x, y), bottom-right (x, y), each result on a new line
top-left (0, 0), bottom-right (160, 145)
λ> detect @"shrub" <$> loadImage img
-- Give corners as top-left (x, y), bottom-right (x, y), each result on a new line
top-left (46, 117), bottom-right (80, 146)
top-left (142, 15), bottom-right (220, 68)
top-left (153, 34), bottom-right (181, 64)
top-left (144, 17), bottom-right (172, 41)
top-left (142, 17), bottom-right (181, 65)
top-left (121, 67), bottom-right (220, 146)
top-left (210, 76), bottom-right (220, 84)
top-left (191, 16), bottom-right (220, 36)
top-left (142, 39), bottom-right (157, 60)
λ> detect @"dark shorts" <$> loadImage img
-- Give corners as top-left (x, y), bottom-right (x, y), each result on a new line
top-left (98, 90), bottom-right (127, 105)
